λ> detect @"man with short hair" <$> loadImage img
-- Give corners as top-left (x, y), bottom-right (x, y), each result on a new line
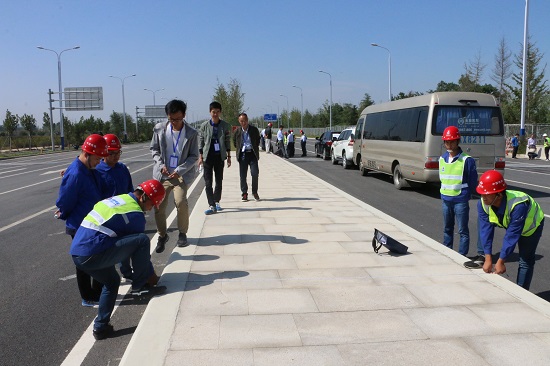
top-left (233, 113), bottom-right (261, 202)
top-left (543, 133), bottom-right (549, 161)
top-left (71, 179), bottom-right (167, 340)
top-left (198, 101), bottom-right (232, 215)
top-left (300, 130), bottom-right (307, 157)
top-left (511, 133), bottom-right (519, 159)
top-left (150, 99), bottom-right (199, 252)
top-left (265, 122), bottom-right (273, 153)
top-left (277, 125), bottom-right (288, 158)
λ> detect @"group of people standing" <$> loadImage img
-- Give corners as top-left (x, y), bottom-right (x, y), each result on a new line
top-left (439, 126), bottom-right (544, 291)
top-left (510, 132), bottom-right (550, 160)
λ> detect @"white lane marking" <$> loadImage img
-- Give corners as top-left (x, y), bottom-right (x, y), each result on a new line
top-left (0, 205), bottom-right (57, 233)
top-left (59, 274), bottom-right (77, 281)
top-left (60, 172), bottom-right (202, 365)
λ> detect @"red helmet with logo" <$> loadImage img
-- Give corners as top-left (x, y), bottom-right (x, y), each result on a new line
top-left (268, 122), bottom-right (273, 127)
top-left (82, 134), bottom-right (109, 157)
top-left (476, 170), bottom-right (507, 195)
top-left (442, 126), bottom-right (461, 141)
top-left (137, 179), bottom-right (165, 208)
top-left (103, 134), bottom-right (121, 151)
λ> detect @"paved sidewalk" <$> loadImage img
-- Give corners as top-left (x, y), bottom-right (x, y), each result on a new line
top-left (120, 153), bottom-right (550, 366)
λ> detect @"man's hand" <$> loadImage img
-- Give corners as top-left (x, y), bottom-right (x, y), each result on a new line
top-left (483, 255), bottom-right (493, 273)
top-left (227, 156), bottom-right (231, 168)
top-left (161, 166), bottom-right (169, 176)
top-left (168, 171), bottom-right (180, 180)
top-left (494, 258), bottom-right (507, 275)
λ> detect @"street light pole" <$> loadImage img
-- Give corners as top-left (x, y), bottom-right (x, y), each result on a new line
top-left (37, 45), bottom-right (80, 150)
top-left (371, 43), bottom-right (392, 101)
top-left (292, 85), bottom-right (303, 130)
top-left (109, 74), bottom-right (136, 142)
top-left (279, 94), bottom-right (289, 129)
top-left (272, 101), bottom-right (280, 124)
top-left (318, 70), bottom-right (332, 130)
top-left (144, 88), bottom-right (164, 105)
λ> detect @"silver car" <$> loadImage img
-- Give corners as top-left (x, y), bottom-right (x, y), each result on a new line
top-left (330, 127), bottom-right (356, 169)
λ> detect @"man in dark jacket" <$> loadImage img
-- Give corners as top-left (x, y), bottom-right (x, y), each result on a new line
top-left (233, 113), bottom-right (261, 201)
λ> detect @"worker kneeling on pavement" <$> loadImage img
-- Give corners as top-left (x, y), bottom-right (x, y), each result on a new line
top-left (477, 170), bottom-right (545, 290)
top-left (70, 179), bottom-right (167, 340)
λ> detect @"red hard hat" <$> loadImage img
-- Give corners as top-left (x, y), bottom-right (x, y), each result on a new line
top-left (442, 126), bottom-right (461, 141)
top-left (137, 179), bottom-right (166, 208)
top-left (103, 134), bottom-right (121, 151)
top-left (476, 170), bottom-right (507, 195)
top-left (300, 130), bottom-right (304, 134)
top-left (82, 134), bottom-right (109, 157)
top-left (268, 122), bottom-right (273, 127)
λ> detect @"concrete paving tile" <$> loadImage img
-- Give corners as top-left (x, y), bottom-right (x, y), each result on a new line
top-left (371, 251), bottom-right (431, 266)
top-left (260, 209), bottom-right (314, 218)
top-left (270, 241), bottom-right (346, 255)
top-left (339, 241), bottom-right (374, 252)
top-left (464, 334), bottom-right (550, 366)
top-left (248, 288), bottom-right (319, 314)
top-left (197, 233), bottom-right (243, 245)
top-left (170, 314), bottom-right (220, 350)
top-left (294, 310), bottom-right (427, 345)
top-left (191, 255), bottom-right (244, 271)
top-left (279, 268), bottom-right (372, 288)
top-left (253, 345), bottom-right (345, 365)
top-left (533, 332), bottom-right (550, 345)
top-left (285, 232), bottom-right (353, 242)
top-left (194, 245), bottom-right (224, 257)
top-left (223, 242), bottom-right (273, 256)
top-left (180, 288), bottom-right (249, 315)
top-left (185, 270), bottom-right (252, 291)
top-left (275, 216), bottom-right (333, 225)
top-left (212, 217), bottom-right (277, 226)
top-left (263, 224), bottom-right (325, 233)
top-left (242, 254), bottom-right (298, 270)
top-left (404, 306), bottom-right (495, 338)
top-left (461, 281), bottom-right (520, 304)
top-left (165, 349), bottom-right (254, 366)
top-left (310, 284), bottom-right (422, 312)
top-left (367, 266), bottom-right (435, 285)
top-left (293, 253), bottom-right (380, 269)
top-left (406, 283), bottom-right (485, 307)
top-left (468, 302), bottom-right (550, 333)
top-left (220, 270), bottom-right (283, 290)
top-left (219, 314), bottom-right (302, 348)
top-left (325, 223), bottom-right (379, 232)
top-left (338, 339), bottom-right (489, 366)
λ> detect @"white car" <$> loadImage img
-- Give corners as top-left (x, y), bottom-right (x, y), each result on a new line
top-left (331, 127), bottom-right (356, 169)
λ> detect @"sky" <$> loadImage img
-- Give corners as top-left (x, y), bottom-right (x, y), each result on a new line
top-left (1, 0), bottom-right (549, 127)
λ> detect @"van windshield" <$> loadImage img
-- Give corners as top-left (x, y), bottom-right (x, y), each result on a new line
top-left (433, 106), bottom-right (503, 136)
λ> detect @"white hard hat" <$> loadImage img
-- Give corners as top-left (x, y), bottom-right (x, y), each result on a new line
top-left (544, 133), bottom-right (548, 137)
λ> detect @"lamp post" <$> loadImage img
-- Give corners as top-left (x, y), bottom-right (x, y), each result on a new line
top-left (318, 70), bottom-right (332, 130)
top-left (279, 94), bottom-right (289, 129)
top-left (144, 88), bottom-right (164, 105)
top-left (37, 45), bottom-right (80, 150)
top-left (371, 43), bottom-right (392, 101)
top-left (109, 74), bottom-right (136, 142)
top-left (292, 85), bottom-right (303, 130)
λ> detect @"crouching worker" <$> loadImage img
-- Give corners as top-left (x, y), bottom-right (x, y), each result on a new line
top-left (476, 170), bottom-right (545, 290)
top-left (70, 179), bottom-right (167, 340)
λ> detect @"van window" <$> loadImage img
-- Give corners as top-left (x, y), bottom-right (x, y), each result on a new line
top-left (355, 118), bottom-right (364, 140)
top-left (432, 106), bottom-right (503, 135)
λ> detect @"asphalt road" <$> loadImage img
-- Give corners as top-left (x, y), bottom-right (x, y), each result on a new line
top-left (1, 142), bottom-right (549, 365)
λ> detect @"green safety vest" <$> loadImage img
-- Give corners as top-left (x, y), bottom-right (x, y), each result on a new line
top-left (481, 190), bottom-right (544, 237)
top-left (544, 137), bottom-right (550, 148)
top-left (439, 154), bottom-right (471, 196)
top-left (80, 194), bottom-right (142, 237)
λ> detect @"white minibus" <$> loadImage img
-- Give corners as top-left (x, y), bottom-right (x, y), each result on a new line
top-left (353, 92), bottom-right (505, 189)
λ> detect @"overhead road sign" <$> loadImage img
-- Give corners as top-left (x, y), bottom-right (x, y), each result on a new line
top-left (264, 114), bottom-right (277, 121)
top-left (64, 87), bottom-right (103, 111)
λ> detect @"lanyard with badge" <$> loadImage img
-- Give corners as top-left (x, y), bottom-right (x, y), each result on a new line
top-left (212, 120), bottom-right (220, 152)
top-left (170, 125), bottom-right (182, 169)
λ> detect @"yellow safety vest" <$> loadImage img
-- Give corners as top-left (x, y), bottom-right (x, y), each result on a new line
top-left (481, 190), bottom-right (544, 236)
top-left (439, 154), bottom-right (471, 196)
top-left (80, 194), bottom-right (142, 237)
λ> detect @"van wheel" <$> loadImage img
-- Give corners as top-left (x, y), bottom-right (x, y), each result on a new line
top-left (393, 164), bottom-right (409, 190)
top-left (359, 160), bottom-right (368, 176)
top-left (331, 150), bottom-right (338, 165)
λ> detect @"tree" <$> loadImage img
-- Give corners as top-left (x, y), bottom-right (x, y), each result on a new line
top-left (432, 80), bottom-right (460, 92)
top-left (491, 37), bottom-right (513, 101)
top-left (392, 91), bottom-right (423, 100)
top-left (212, 77), bottom-right (244, 125)
top-left (459, 51), bottom-right (486, 92)
top-left (503, 37), bottom-right (549, 125)
top-left (19, 113), bottom-right (37, 149)
top-left (3, 110), bottom-right (19, 151)
top-left (358, 93), bottom-right (375, 111)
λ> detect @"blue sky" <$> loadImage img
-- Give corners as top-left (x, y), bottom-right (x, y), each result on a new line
top-left (1, 0), bottom-right (548, 126)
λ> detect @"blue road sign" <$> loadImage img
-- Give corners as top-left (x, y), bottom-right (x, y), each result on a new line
top-left (264, 114), bottom-right (277, 121)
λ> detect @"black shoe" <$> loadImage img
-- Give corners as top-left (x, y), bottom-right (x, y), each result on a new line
top-left (155, 234), bottom-right (169, 253)
top-left (93, 323), bottom-right (114, 340)
top-left (177, 233), bottom-right (188, 247)
top-left (242, 193), bottom-right (248, 202)
top-left (131, 284), bottom-right (167, 297)
top-left (464, 254), bottom-right (485, 269)
top-left (253, 193), bottom-right (260, 201)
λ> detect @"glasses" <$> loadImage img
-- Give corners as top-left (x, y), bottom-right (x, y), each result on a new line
top-left (108, 151), bottom-right (122, 156)
top-left (169, 118), bottom-right (184, 123)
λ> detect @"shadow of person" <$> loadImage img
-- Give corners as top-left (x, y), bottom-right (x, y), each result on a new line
top-left (197, 233), bottom-right (308, 246)
top-left (184, 270), bottom-right (249, 291)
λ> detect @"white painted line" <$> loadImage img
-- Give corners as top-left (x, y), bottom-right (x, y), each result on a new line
top-left (0, 205), bottom-right (57, 233)
top-left (59, 274), bottom-right (77, 281)
top-left (0, 178), bottom-right (60, 196)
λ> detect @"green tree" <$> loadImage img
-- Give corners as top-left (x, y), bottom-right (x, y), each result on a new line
top-left (432, 80), bottom-right (460, 92)
top-left (491, 37), bottom-right (513, 101)
top-left (503, 38), bottom-right (549, 125)
top-left (392, 91), bottom-right (423, 100)
top-left (19, 113), bottom-right (37, 149)
top-left (212, 77), bottom-right (245, 126)
top-left (358, 93), bottom-right (375, 111)
top-left (459, 52), bottom-right (486, 92)
top-left (3, 110), bottom-right (19, 151)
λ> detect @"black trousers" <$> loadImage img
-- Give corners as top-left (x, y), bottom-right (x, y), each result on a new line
top-left (301, 140), bottom-right (307, 156)
top-left (68, 229), bottom-right (102, 301)
top-left (203, 154), bottom-right (225, 206)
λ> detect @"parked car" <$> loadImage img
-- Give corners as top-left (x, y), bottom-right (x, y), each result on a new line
top-left (331, 127), bottom-right (356, 169)
top-left (315, 131), bottom-right (341, 160)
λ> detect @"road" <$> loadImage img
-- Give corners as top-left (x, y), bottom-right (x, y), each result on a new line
top-left (1, 142), bottom-right (549, 365)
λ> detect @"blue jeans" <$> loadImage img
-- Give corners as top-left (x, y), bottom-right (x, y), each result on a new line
top-left (516, 219), bottom-right (544, 290)
top-left (442, 200), bottom-right (470, 255)
top-left (72, 233), bottom-right (151, 331)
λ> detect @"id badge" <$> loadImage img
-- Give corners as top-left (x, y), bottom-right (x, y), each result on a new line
top-left (214, 143), bottom-right (220, 152)
top-left (169, 155), bottom-right (178, 168)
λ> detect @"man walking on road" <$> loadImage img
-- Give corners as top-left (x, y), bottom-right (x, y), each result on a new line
top-left (71, 180), bottom-right (167, 340)
top-left (233, 113), bottom-right (261, 202)
top-left (543, 133), bottom-right (549, 161)
top-left (150, 99), bottom-right (199, 252)
top-left (300, 129), bottom-right (307, 157)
